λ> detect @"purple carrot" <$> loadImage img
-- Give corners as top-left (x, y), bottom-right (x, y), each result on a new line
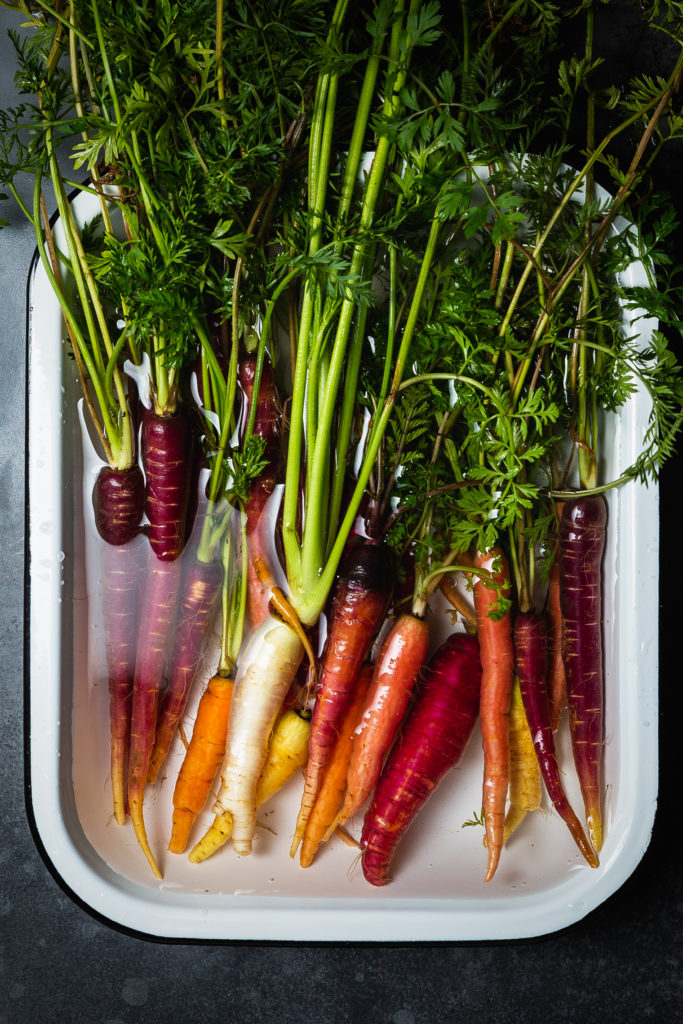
top-left (142, 408), bottom-right (193, 561)
top-left (238, 355), bottom-right (281, 455)
top-left (127, 551), bottom-right (183, 878)
top-left (514, 612), bottom-right (598, 868)
top-left (147, 555), bottom-right (222, 783)
top-left (100, 539), bottom-right (143, 824)
top-left (93, 464), bottom-right (144, 545)
top-left (93, 465), bottom-right (145, 823)
top-left (360, 632), bottom-right (482, 887)
top-left (559, 494), bottom-right (607, 854)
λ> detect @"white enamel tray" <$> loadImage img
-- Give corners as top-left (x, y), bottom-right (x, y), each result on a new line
top-left (26, 190), bottom-right (659, 941)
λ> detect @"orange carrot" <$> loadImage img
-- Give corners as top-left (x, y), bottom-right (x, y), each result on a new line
top-left (290, 543), bottom-right (391, 857)
top-left (327, 613), bottom-right (431, 835)
top-left (299, 663), bottom-right (374, 868)
top-left (438, 573), bottom-right (477, 629)
top-left (168, 673), bottom-right (234, 854)
top-left (472, 547), bottom-right (514, 883)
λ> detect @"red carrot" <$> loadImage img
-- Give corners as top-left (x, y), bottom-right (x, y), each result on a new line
top-left (93, 465), bottom-right (145, 824)
top-left (142, 407), bottom-right (193, 562)
top-left (514, 612), bottom-right (598, 868)
top-left (361, 632), bottom-right (482, 886)
top-left (472, 547), bottom-right (514, 882)
top-left (147, 556), bottom-right (222, 783)
top-left (290, 542), bottom-right (392, 856)
top-left (127, 552), bottom-right (183, 878)
top-left (559, 494), bottom-right (607, 853)
top-left (329, 612), bottom-right (430, 834)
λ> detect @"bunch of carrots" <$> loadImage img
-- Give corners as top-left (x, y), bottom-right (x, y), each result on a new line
top-left (3, 0), bottom-right (683, 888)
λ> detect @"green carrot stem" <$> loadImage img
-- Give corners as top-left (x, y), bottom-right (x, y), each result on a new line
top-left (499, 59), bottom-right (683, 347)
top-left (89, 0), bottom-right (122, 123)
top-left (34, 169), bottom-right (127, 463)
top-left (294, 208), bottom-right (442, 624)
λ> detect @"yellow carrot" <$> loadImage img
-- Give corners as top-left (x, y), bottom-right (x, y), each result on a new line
top-left (188, 709), bottom-right (311, 862)
top-left (503, 676), bottom-right (542, 844)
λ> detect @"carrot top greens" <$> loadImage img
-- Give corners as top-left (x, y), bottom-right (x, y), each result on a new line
top-left (2, 0), bottom-right (683, 611)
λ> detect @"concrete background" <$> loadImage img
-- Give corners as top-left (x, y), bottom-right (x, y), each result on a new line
top-left (1, 5), bottom-right (682, 1022)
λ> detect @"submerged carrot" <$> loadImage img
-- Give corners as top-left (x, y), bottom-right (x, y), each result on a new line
top-left (291, 542), bottom-right (392, 857)
top-left (93, 465), bottom-right (145, 825)
top-left (361, 632), bottom-right (482, 886)
top-left (328, 612), bottom-right (431, 834)
top-left (472, 547), bottom-right (514, 882)
top-left (100, 538), bottom-right (143, 825)
top-left (127, 553), bottom-right (182, 878)
top-left (214, 614), bottom-right (305, 855)
top-left (559, 495), bottom-right (607, 853)
top-left (148, 556), bottom-right (222, 783)
top-left (299, 663), bottom-right (374, 868)
top-left (190, 709), bottom-right (311, 862)
top-left (502, 675), bottom-right (542, 844)
top-left (546, 549), bottom-right (566, 732)
top-left (168, 673), bottom-right (234, 854)
top-left (514, 612), bottom-right (598, 867)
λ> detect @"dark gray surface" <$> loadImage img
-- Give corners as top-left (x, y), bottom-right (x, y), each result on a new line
top-left (2, 7), bottom-right (682, 1023)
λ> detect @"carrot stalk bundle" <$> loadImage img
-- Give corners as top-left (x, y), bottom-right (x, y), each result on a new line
top-left (472, 548), bottom-right (514, 882)
top-left (190, 709), bottom-right (311, 863)
top-left (147, 557), bottom-right (222, 783)
top-left (328, 612), bottom-right (431, 834)
top-left (299, 663), bottom-right (374, 868)
top-left (559, 495), bottom-right (607, 853)
top-left (168, 673), bottom-right (234, 854)
top-left (290, 542), bottom-right (392, 857)
top-left (514, 612), bottom-right (599, 867)
top-left (361, 632), bottom-right (482, 886)
top-left (213, 614), bottom-right (305, 855)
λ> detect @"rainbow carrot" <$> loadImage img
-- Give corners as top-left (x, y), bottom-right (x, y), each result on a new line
top-left (299, 663), bottom-right (374, 868)
top-left (361, 633), bottom-right (482, 886)
top-left (472, 547), bottom-right (514, 882)
top-left (290, 542), bottom-right (392, 856)
top-left (328, 612), bottom-right (431, 834)
top-left (168, 673), bottom-right (234, 854)
top-left (559, 495), bottom-right (607, 853)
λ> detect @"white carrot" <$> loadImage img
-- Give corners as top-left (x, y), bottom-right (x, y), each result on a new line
top-left (213, 614), bottom-right (304, 854)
